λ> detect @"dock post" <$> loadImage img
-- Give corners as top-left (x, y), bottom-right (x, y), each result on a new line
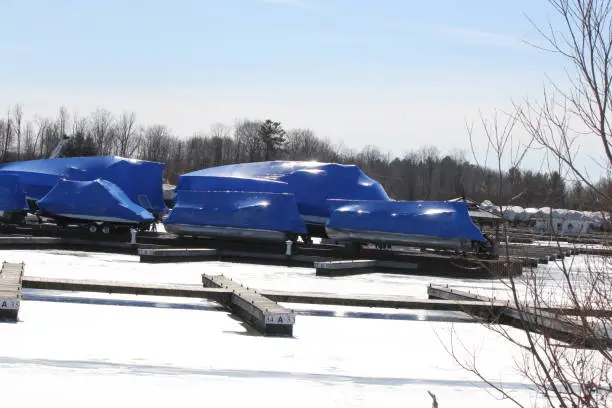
top-left (130, 228), bottom-right (137, 244)
top-left (285, 240), bottom-right (293, 256)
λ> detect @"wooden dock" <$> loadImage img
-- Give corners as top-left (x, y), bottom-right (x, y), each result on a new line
top-left (261, 289), bottom-right (500, 312)
top-left (499, 244), bottom-right (574, 265)
top-left (0, 262), bottom-right (24, 321)
top-left (0, 235), bottom-right (140, 253)
top-left (201, 274), bottom-right (295, 336)
top-left (18, 275), bottom-right (611, 346)
top-left (427, 285), bottom-right (612, 348)
top-left (315, 254), bottom-right (520, 279)
top-left (139, 247), bottom-right (522, 279)
top-left (20, 276), bottom-right (506, 313)
top-left (138, 247), bottom-right (218, 262)
top-left (314, 259), bottom-right (378, 276)
top-left (3, 226), bottom-right (610, 281)
top-left (0, 227), bottom-right (525, 280)
top-left (22, 275), bottom-right (294, 337)
top-left (22, 276), bottom-right (230, 302)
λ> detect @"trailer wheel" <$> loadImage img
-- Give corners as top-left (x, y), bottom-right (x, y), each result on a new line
top-left (88, 224), bottom-right (98, 233)
top-left (101, 224), bottom-right (111, 234)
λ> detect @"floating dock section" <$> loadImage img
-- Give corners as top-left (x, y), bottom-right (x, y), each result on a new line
top-left (138, 248), bottom-right (218, 262)
top-left (314, 259), bottom-right (378, 276)
top-left (0, 262), bottom-right (24, 321)
top-left (17, 275), bottom-right (612, 344)
top-left (21, 276), bottom-right (505, 313)
top-left (0, 235), bottom-right (140, 253)
top-left (2, 226), bottom-right (609, 281)
top-left (314, 254), bottom-right (519, 279)
top-left (23, 276), bottom-right (230, 302)
top-left (202, 274), bottom-right (295, 336)
top-left (427, 285), bottom-right (612, 349)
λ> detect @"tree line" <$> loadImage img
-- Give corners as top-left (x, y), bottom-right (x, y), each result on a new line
top-left (0, 106), bottom-right (607, 210)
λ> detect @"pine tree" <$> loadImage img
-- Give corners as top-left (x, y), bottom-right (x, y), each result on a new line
top-left (258, 119), bottom-right (286, 161)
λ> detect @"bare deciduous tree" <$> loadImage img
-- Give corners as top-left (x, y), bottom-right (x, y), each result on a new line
top-left (114, 111), bottom-right (140, 158)
top-left (517, 0), bottom-right (612, 204)
top-left (13, 105), bottom-right (22, 160)
top-left (447, 1), bottom-right (612, 407)
top-left (90, 108), bottom-right (114, 156)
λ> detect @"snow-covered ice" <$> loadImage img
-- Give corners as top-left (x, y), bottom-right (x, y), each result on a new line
top-left (0, 249), bottom-right (547, 407)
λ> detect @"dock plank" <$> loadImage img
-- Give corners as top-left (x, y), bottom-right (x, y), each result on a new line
top-left (22, 276), bottom-right (230, 302)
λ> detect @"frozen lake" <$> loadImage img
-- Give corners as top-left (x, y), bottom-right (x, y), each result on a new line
top-left (0, 249), bottom-right (558, 407)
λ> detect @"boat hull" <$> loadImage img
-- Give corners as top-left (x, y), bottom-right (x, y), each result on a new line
top-left (164, 223), bottom-right (290, 241)
top-left (37, 212), bottom-right (151, 226)
top-left (163, 191), bottom-right (308, 240)
top-left (325, 227), bottom-right (473, 251)
top-left (325, 200), bottom-right (488, 250)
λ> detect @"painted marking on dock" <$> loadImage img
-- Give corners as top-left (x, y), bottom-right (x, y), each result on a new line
top-left (0, 262), bottom-right (24, 321)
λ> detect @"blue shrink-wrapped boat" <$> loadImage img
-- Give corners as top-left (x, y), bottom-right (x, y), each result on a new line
top-left (0, 174), bottom-right (29, 224)
top-left (0, 174), bottom-right (29, 212)
top-left (164, 191), bottom-right (307, 241)
top-left (36, 179), bottom-right (155, 226)
top-left (0, 156), bottom-right (167, 215)
top-left (325, 200), bottom-right (488, 251)
top-left (175, 161), bottom-right (390, 227)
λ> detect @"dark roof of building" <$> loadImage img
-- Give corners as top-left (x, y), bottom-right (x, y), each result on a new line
top-left (447, 197), bottom-right (502, 221)
top-left (448, 197), bottom-right (479, 206)
top-left (469, 209), bottom-right (502, 220)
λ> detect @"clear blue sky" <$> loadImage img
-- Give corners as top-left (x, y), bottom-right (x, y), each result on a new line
top-left (0, 0), bottom-right (601, 177)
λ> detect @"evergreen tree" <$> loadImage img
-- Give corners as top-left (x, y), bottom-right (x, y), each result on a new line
top-left (258, 119), bottom-right (286, 161)
top-left (62, 132), bottom-right (97, 157)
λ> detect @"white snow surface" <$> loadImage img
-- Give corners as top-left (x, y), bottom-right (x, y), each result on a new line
top-left (0, 249), bottom-right (545, 407)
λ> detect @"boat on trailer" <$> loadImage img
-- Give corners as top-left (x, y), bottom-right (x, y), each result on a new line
top-left (0, 156), bottom-right (168, 218)
top-left (0, 174), bottom-right (29, 225)
top-left (36, 178), bottom-right (155, 234)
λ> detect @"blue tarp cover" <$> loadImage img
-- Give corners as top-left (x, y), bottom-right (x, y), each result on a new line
top-left (0, 156), bottom-right (167, 214)
top-left (0, 174), bottom-right (29, 211)
top-left (175, 161), bottom-right (389, 219)
top-left (37, 178), bottom-right (154, 223)
top-left (164, 191), bottom-right (307, 234)
top-left (326, 200), bottom-right (487, 242)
